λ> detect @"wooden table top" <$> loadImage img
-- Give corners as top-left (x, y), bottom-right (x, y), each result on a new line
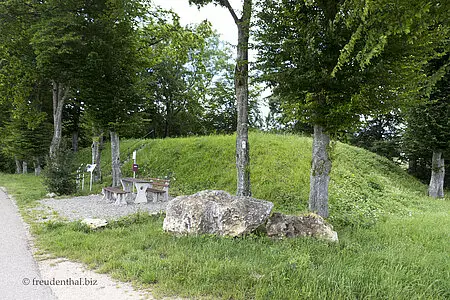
top-left (121, 177), bottom-right (151, 183)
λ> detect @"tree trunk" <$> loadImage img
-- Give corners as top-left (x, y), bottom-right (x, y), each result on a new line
top-left (34, 157), bottom-right (41, 176)
top-left (407, 157), bottom-right (417, 174)
top-left (309, 125), bottom-right (332, 218)
top-left (22, 161), bottom-right (28, 174)
top-left (235, 1), bottom-right (252, 197)
top-left (110, 130), bottom-right (122, 187)
top-left (50, 81), bottom-right (69, 157)
top-left (15, 157), bottom-right (22, 174)
top-left (428, 151), bottom-right (445, 198)
top-left (91, 132), bottom-right (103, 183)
top-left (72, 131), bottom-right (79, 152)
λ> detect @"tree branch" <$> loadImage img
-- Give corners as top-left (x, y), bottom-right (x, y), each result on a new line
top-left (220, 0), bottom-right (240, 24)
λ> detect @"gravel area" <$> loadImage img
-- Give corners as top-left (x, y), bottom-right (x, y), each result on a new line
top-left (37, 194), bottom-right (169, 221)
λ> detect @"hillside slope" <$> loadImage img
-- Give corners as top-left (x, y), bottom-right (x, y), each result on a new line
top-left (77, 132), bottom-right (440, 227)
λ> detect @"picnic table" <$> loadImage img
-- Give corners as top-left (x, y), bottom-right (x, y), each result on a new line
top-left (121, 177), bottom-right (152, 204)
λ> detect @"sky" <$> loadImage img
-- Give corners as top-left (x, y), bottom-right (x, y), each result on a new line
top-left (152, 0), bottom-right (241, 46)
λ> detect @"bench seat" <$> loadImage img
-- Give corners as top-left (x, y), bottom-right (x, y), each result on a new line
top-left (102, 186), bottom-right (129, 206)
top-left (145, 178), bottom-right (170, 202)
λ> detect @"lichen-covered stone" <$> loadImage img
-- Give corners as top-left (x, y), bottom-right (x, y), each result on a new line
top-left (266, 212), bottom-right (338, 242)
top-left (163, 190), bottom-right (274, 237)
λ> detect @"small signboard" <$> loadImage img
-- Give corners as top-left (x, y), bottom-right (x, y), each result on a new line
top-left (132, 164), bottom-right (139, 172)
top-left (85, 164), bottom-right (96, 172)
top-left (85, 164), bottom-right (96, 192)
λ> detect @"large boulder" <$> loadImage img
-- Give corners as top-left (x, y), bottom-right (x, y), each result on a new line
top-left (266, 212), bottom-right (338, 242)
top-left (163, 190), bottom-right (274, 237)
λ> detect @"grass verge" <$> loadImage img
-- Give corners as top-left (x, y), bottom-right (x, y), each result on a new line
top-left (33, 208), bottom-right (450, 299)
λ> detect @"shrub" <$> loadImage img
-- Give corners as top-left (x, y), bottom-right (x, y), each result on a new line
top-left (42, 146), bottom-right (76, 195)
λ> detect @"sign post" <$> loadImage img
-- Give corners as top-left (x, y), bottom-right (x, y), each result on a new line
top-left (132, 150), bottom-right (138, 193)
top-left (132, 150), bottom-right (137, 178)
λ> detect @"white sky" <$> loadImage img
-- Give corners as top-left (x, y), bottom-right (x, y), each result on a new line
top-left (152, 0), bottom-right (241, 46)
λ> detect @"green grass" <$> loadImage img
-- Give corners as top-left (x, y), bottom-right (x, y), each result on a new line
top-left (1, 132), bottom-right (449, 299)
top-left (34, 210), bottom-right (450, 299)
top-left (0, 173), bottom-right (47, 207)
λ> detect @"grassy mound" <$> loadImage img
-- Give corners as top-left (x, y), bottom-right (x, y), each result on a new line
top-left (77, 132), bottom-right (435, 227)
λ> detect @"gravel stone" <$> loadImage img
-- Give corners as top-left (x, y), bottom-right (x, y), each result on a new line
top-left (37, 194), bottom-right (168, 221)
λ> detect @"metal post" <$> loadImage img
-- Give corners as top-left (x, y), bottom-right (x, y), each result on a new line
top-left (82, 173), bottom-right (85, 191)
top-left (90, 171), bottom-right (93, 191)
top-left (132, 150), bottom-right (137, 193)
top-left (133, 150), bottom-right (137, 179)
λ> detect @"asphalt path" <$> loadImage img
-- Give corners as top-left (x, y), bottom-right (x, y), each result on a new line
top-left (0, 188), bottom-right (57, 300)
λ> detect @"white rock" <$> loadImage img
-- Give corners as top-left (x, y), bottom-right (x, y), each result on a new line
top-left (81, 218), bottom-right (108, 229)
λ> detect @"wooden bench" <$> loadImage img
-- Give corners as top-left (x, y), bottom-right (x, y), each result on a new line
top-left (145, 178), bottom-right (170, 202)
top-left (102, 186), bottom-right (129, 206)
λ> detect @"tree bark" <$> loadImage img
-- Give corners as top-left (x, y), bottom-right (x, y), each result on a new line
top-left (34, 157), bottom-right (41, 176)
top-left (235, 0), bottom-right (252, 197)
top-left (72, 131), bottom-right (79, 152)
top-left (309, 125), bottom-right (332, 218)
top-left (22, 161), bottom-right (28, 174)
top-left (15, 157), bottom-right (22, 174)
top-left (91, 132), bottom-right (103, 183)
top-left (407, 157), bottom-right (417, 174)
top-left (428, 151), bottom-right (445, 198)
top-left (110, 130), bottom-right (122, 187)
top-left (50, 81), bottom-right (69, 157)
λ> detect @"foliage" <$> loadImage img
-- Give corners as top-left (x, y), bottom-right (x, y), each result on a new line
top-left (349, 112), bottom-right (404, 161)
top-left (42, 144), bottom-right (76, 195)
top-left (78, 0), bottom-right (147, 133)
top-left (30, 0), bottom-right (85, 85)
top-left (402, 56), bottom-right (450, 187)
top-left (403, 62), bottom-right (450, 156)
top-left (0, 1), bottom-right (262, 170)
top-left (0, 152), bottom-right (15, 173)
top-left (139, 20), bottom-right (215, 137)
top-left (254, 0), bottom-right (447, 134)
top-left (138, 18), bottom-right (262, 138)
top-left (0, 2), bottom-right (54, 165)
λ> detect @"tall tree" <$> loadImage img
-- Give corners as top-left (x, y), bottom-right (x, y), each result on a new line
top-left (79, 0), bottom-right (148, 186)
top-left (30, 0), bottom-right (85, 157)
top-left (403, 57), bottom-right (450, 198)
top-left (0, 4), bottom-right (53, 175)
top-left (140, 20), bottom-right (213, 138)
top-left (255, 0), bottom-right (448, 217)
top-left (189, 0), bottom-right (253, 196)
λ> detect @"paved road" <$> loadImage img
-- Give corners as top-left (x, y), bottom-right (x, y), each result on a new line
top-left (0, 188), bottom-right (57, 300)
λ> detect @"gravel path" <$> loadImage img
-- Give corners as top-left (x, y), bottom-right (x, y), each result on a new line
top-left (37, 194), bottom-right (169, 221)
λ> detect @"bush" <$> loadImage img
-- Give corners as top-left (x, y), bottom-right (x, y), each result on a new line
top-left (42, 146), bottom-right (76, 195)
